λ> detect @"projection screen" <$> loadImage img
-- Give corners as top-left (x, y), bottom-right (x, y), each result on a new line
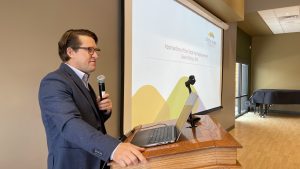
top-left (123, 0), bottom-right (228, 134)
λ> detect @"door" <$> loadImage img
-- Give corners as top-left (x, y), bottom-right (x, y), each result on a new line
top-left (235, 63), bottom-right (249, 117)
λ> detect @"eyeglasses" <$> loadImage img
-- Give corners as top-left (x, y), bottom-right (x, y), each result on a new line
top-left (75, 47), bottom-right (101, 55)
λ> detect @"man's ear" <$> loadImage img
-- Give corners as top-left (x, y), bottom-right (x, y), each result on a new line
top-left (66, 47), bottom-right (74, 58)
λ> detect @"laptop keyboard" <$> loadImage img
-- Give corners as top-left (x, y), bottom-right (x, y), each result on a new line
top-left (147, 126), bottom-right (173, 144)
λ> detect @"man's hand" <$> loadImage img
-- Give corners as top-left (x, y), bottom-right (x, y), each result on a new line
top-left (97, 93), bottom-right (112, 112)
top-left (112, 143), bottom-right (147, 167)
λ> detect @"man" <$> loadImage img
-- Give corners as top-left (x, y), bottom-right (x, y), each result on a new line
top-left (39, 29), bottom-right (146, 169)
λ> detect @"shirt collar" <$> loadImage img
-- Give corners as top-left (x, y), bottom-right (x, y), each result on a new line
top-left (65, 63), bottom-right (89, 87)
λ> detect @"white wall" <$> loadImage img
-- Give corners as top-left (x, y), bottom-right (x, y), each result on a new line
top-left (210, 23), bottom-right (237, 129)
top-left (252, 33), bottom-right (300, 112)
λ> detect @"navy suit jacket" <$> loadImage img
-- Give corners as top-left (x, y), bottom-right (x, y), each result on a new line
top-left (39, 63), bottom-right (120, 169)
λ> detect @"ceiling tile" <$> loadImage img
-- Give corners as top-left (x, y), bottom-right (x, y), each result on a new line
top-left (258, 5), bottom-right (300, 34)
top-left (274, 6), bottom-right (299, 17)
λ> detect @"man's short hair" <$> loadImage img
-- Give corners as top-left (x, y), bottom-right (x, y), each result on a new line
top-left (58, 29), bottom-right (98, 62)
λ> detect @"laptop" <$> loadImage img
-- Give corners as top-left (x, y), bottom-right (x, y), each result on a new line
top-left (131, 92), bottom-right (198, 147)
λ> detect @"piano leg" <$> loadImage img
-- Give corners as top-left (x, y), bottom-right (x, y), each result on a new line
top-left (262, 104), bottom-right (267, 117)
top-left (260, 104), bottom-right (271, 117)
top-left (259, 104), bottom-right (264, 117)
top-left (254, 103), bottom-right (259, 114)
top-left (253, 103), bottom-right (256, 113)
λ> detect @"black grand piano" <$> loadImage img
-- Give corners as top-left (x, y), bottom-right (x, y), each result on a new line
top-left (250, 89), bottom-right (300, 117)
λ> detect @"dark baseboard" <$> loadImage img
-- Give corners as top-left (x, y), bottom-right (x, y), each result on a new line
top-left (226, 124), bottom-right (235, 132)
top-left (268, 109), bottom-right (300, 115)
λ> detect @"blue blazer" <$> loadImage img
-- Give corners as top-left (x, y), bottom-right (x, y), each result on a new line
top-left (39, 63), bottom-right (120, 169)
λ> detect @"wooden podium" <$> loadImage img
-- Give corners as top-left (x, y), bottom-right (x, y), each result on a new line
top-left (111, 115), bottom-right (242, 169)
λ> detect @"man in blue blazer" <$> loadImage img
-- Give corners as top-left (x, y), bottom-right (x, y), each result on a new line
top-left (39, 29), bottom-right (146, 169)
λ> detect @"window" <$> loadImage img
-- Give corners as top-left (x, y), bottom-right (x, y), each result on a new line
top-left (235, 63), bottom-right (249, 116)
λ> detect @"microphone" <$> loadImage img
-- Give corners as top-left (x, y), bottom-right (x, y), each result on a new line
top-left (185, 75), bottom-right (196, 93)
top-left (185, 75), bottom-right (200, 128)
top-left (97, 75), bottom-right (106, 100)
top-left (185, 75), bottom-right (196, 86)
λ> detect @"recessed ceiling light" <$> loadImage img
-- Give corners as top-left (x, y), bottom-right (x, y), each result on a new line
top-left (258, 6), bottom-right (300, 34)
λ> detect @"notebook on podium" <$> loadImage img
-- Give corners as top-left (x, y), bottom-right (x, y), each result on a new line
top-left (131, 92), bottom-right (198, 147)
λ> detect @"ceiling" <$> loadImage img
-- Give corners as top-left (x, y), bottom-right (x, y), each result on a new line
top-left (194, 0), bottom-right (300, 37)
top-left (257, 6), bottom-right (300, 34)
top-left (238, 0), bottom-right (300, 36)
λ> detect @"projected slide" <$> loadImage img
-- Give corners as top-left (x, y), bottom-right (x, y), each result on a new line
top-left (124, 0), bottom-right (223, 132)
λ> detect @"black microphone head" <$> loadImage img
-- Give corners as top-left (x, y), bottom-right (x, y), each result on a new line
top-left (189, 75), bottom-right (196, 85)
top-left (97, 75), bottom-right (105, 83)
